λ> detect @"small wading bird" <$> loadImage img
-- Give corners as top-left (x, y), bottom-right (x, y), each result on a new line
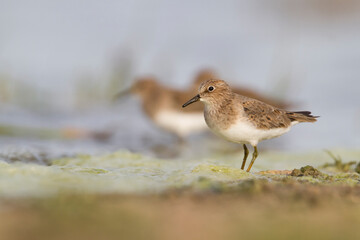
top-left (182, 79), bottom-right (318, 172)
top-left (117, 72), bottom-right (290, 142)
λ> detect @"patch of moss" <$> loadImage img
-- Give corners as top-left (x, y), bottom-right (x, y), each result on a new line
top-left (76, 168), bottom-right (109, 175)
top-left (192, 164), bottom-right (251, 179)
top-left (51, 151), bottom-right (145, 167)
top-left (329, 174), bottom-right (359, 186)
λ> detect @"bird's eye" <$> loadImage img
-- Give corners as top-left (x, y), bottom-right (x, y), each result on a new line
top-left (208, 86), bottom-right (214, 92)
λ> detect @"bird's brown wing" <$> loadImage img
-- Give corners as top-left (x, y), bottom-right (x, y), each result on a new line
top-left (240, 98), bottom-right (291, 129)
top-left (234, 88), bottom-right (289, 109)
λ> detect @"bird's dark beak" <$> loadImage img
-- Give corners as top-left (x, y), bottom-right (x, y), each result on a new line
top-left (182, 94), bottom-right (200, 108)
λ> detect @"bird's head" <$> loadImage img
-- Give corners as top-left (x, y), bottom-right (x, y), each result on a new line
top-left (182, 79), bottom-right (232, 108)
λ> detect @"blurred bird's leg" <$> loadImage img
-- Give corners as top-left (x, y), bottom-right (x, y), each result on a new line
top-left (241, 144), bottom-right (249, 170)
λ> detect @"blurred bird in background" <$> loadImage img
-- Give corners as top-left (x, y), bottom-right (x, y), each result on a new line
top-left (125, 77), bottom-right (207, 142)
top-left (116, 69), bottom-right (291, 142)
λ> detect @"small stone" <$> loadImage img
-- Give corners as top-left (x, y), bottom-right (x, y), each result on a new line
top-left (300, 165), bottom-right (321, 177)
top-left (291, 165), bottom-right (321, 177)
top-left (290, 169), bottom-right (303, 177)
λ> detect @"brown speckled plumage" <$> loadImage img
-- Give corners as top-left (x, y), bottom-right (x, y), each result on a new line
top-left (240, 98), bottom-right (291, 129)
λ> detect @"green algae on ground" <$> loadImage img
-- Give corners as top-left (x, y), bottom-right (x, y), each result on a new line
top-left (75, 168), bottom-right (109, 174)
top-left (52, 151), bottom-right (152, 168)
top-left (192, 164), bottom-right (252, 179)
top-left (1, 150), bottom-right (360, 198)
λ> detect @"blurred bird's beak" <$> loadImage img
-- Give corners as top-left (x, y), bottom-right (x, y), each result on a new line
top-left (112, 88), bottom-right (131, 102)
top-left (182, 94), bottom-right (200, 108)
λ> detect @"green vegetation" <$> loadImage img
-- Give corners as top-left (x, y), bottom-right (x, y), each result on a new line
top-left (321, 150), bottom-right (358, 172)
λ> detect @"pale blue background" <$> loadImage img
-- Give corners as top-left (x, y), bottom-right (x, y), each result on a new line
top-left (0, 0), bottom-right (359, 155)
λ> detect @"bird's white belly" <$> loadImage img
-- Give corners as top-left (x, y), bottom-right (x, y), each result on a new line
top-left (211, 119), bottom-right (291, 146)
top-left (154, 110), bottom-right (208, 137)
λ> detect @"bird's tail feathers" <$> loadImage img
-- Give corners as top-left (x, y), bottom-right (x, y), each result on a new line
top-left (286, 111), bottom-right (319, 123)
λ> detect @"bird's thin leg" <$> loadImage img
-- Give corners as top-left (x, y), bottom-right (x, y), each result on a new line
top-left (246, 146), bottom-right (258, 172)
top-left (241, 144), bottom-right (249, 170)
